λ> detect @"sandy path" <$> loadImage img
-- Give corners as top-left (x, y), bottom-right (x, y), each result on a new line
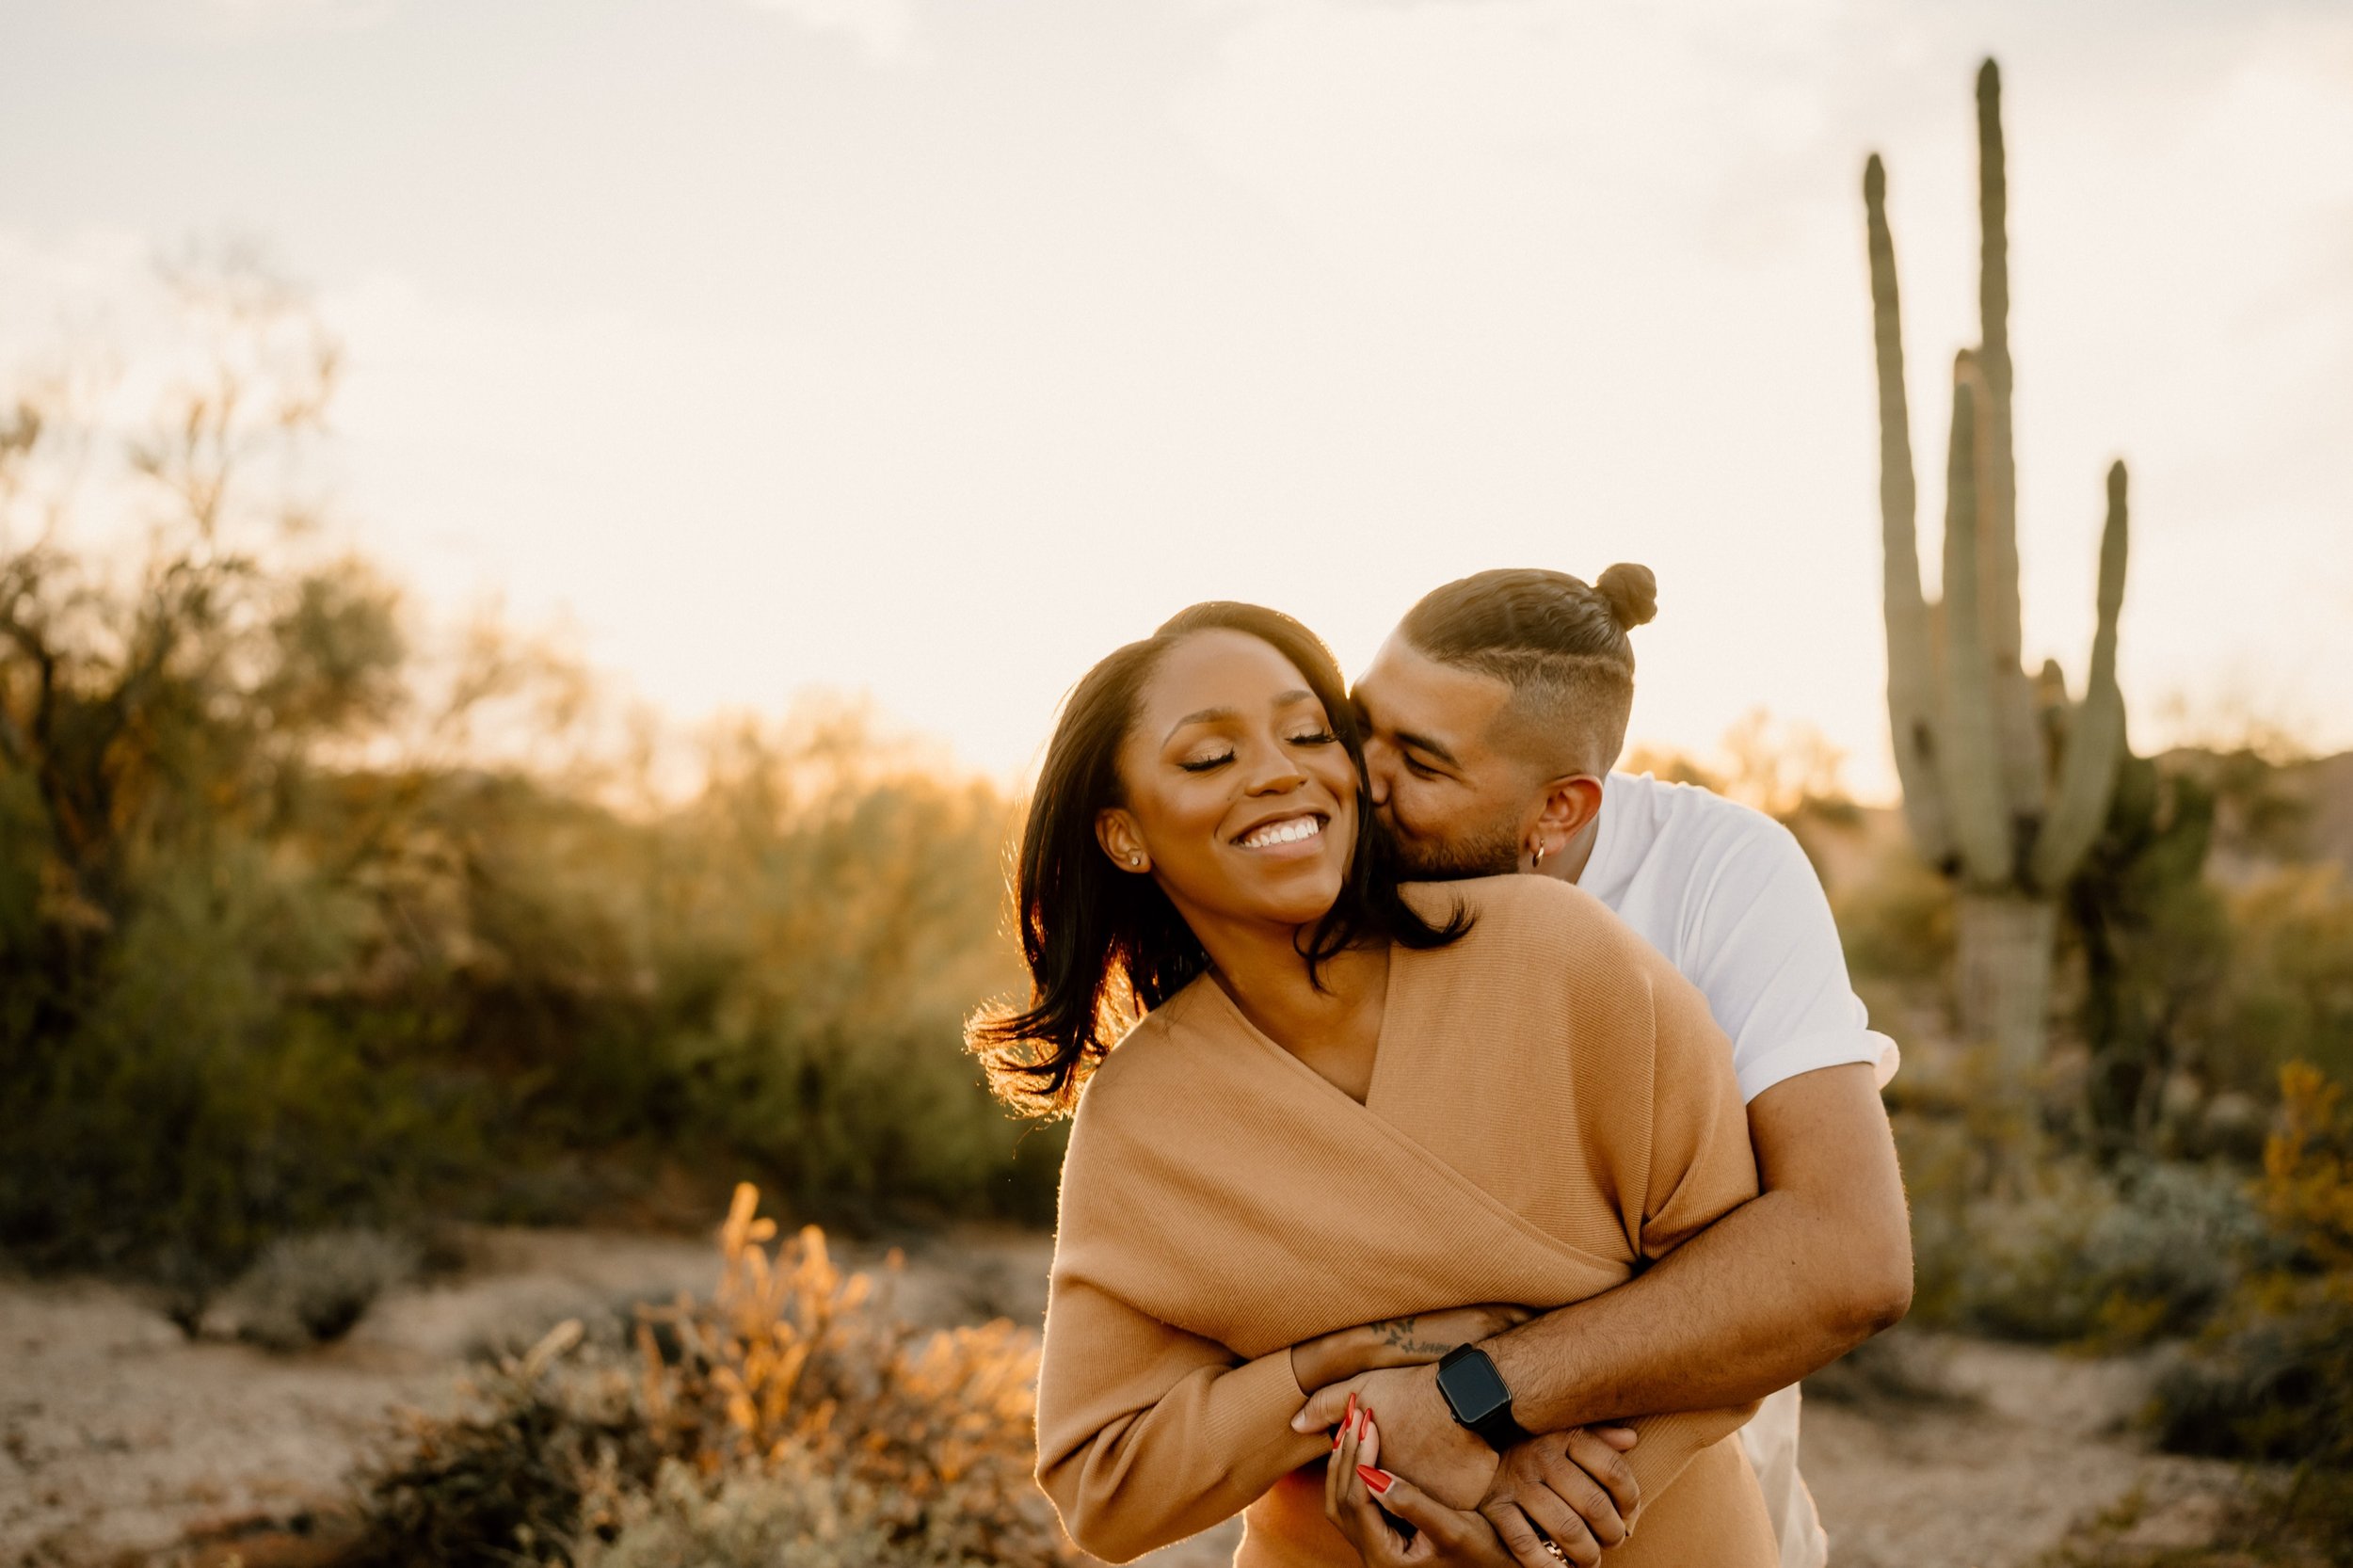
top-left (0, 1228), bottom-right (2242, 1567)
top-left (1801, 1340), bottom-right (2248, 1568)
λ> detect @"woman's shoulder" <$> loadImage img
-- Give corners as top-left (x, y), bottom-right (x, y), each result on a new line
top-left (1067, 976), bottom-right (1225, 1123)
top-left (1403, 872), bottom-right (1642, 946)
top-left (1401, 874), bottom-right (1677, 991)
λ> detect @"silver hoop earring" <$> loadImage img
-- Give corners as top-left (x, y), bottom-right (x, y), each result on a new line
top-left (1531, 842), bottom-right (1548, 870)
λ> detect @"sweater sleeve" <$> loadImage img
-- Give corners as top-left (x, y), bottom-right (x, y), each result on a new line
top-left (1032, 1267), bottom-right (1331, 1563)
top-left (1600, 954), bottom-right (1767, 1522)
top-left (1638, 955), bottom-right (1763, 1262)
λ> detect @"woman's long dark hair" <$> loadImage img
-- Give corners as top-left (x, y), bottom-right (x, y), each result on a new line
top-left (968, 601), bottom-right (1467, 1118)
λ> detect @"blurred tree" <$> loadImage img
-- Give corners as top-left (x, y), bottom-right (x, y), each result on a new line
top-left (0, 249), bottom-right (1048, 1327)
top-left (0, 251), bottom-right (423, 1310)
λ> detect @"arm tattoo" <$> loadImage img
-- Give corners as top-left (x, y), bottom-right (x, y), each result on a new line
top-left (1369, 1315), bottom-right (1458, 1356)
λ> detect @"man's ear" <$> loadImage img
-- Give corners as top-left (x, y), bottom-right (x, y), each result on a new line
top-left (1536, 774), bottom-right (1605, 840)
top-left (1096, 808), bottom-right (1152, 874)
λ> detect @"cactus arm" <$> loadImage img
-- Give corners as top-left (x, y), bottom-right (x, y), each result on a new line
top-left (1865, 153), bottom-right (1955, 868)
top-left (1936, 359), bottom-right (2012, 888)
top-left (2028, 461), bottom-right (2131, 890)
top-left (1974, 60), bottom-right (2017, 536)
top-left (1974, 57), bottom-right (2049, 829)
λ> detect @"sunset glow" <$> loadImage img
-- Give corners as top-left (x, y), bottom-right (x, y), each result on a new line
top-left (3, 0), bottom-right (2347, 795)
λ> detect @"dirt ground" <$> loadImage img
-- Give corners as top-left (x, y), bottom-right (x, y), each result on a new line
top-left (0, 1225), bottom-right (2249, 1568)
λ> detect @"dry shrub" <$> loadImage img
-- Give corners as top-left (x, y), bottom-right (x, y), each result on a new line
top-left (222, 1227), bottom-right (423, 1350)
top-left (1898, 1098), bottom-right (2266, 1350)
top-left (2156, 1065), bottom-right (2353, 1457)
top-left (349, 1184), bottom-right (1077, 1568)
top-left (581, 1462), bottom-right (894, 1568)
top-left (1961, 1160), bottom-right (2266, 1347)
top-left (2151, 1064), bottom-right (2353, 1557)
top-left (2258, 1063), bottom-right (2353, 1272)
top-left (346, 1318), bottom-right (635, 1568)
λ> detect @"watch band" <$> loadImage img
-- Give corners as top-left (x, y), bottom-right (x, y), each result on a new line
top-left (1435, 1343), bottom-right (1534, 1450)
top-left (1465, 1399), bottom-right (1535, 1450)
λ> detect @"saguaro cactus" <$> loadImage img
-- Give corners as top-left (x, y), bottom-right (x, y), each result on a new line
top-left (1865, 58), bottom-right (2133, 1080)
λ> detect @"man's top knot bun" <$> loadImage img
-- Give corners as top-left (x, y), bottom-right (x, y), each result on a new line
top-left (1594, 563), bottom-right (1657, 631)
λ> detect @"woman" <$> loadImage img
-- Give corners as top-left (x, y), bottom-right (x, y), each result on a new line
top-left (968, 601), bottom-right (1774, 1568)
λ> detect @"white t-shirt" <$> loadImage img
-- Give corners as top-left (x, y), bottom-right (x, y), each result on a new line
top-left (1576, 770), bottom-right (1899, 1568)
top-left (1578, 771), bottom-right (1899, 1103)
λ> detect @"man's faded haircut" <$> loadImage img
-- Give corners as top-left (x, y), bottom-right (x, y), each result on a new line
top-left (1398, 564), bottom-right (1659, 775)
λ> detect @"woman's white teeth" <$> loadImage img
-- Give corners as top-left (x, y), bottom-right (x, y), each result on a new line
top-left (1241, 817), bottom-right (1322, 849)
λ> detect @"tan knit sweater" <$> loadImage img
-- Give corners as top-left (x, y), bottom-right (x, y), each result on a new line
top-left (1033, 875), bottom-right (1776, 1568)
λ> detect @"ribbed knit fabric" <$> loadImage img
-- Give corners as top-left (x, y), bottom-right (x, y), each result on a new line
top-left (1034, 874), bottom-right (1776, 1568)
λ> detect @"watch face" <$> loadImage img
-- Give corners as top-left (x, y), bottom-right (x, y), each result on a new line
top-left (1438, 1349), bottom-right (1512, 1422)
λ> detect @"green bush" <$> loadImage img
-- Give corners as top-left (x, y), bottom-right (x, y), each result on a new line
top-left (0, 712), bottom-right (1051, 1310)
top-left (1898, 1124), bottom-right (2267, 1348)
top-left (1, 270), bottom-right (1055, 1311)
top-left (2214, 870), bottom-right (2353, 1096)
top-left (1965, 1160), bottom-right (2268, 1345)
top-left (2153, 1064), bottom-right (2353, 1467)
top-left (0, 834), bottom-right (479, 1312)
top-left (2153, 1276), bottom-right (2353, 1464)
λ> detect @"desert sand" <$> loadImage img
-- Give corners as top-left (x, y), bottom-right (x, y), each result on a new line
top-left (0, 1225), bottom-right (2248, 1568)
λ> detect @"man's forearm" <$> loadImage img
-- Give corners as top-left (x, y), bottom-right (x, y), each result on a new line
top-left (1482, 1188), bottom-right (1892, 1431)
top-left (1483, 1065), bottom-right (1913, 1433)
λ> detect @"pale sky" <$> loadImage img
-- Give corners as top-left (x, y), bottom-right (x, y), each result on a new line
top-left (3, 0), bottom-right (2349, 797)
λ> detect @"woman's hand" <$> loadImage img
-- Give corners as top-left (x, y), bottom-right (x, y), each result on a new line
top-left (1291, 1304), bottom-right (1536, 1392)
top-left (1326, 1399), bottom-right (1518, 1568)
top-left (1300, 1365), bottom-right (1499, 1511)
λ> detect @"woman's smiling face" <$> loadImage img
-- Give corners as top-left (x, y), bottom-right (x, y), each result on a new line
top-left (1097, 628), bottom-right (1360, 934)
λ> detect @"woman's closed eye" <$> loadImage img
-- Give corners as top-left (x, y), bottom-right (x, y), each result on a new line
top-left (1175, 728), bottom-right (1335, 773)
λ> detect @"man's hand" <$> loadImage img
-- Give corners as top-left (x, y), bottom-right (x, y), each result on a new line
top-left (1477, 1427), bottom-right (1641, 1568)
top-left (1296, 1364), bottom-right (1498, 1510)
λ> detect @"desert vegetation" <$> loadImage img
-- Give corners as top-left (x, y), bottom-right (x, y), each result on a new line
top-left (338, 1185), bottom-right (1070, 1568)
top-left (0, 256), bottom-right (1057, 1340)
top-left (6, 63), bottom-right (2352, 1566)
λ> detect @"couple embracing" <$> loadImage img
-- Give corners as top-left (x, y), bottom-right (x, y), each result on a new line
top-left (968, 568), bottom-right (1913, 1568)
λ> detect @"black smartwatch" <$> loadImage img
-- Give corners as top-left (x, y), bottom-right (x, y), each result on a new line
top-left (1434, 1343), bottom-right (1532, 1450)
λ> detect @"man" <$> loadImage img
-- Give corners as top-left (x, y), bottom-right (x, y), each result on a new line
top-left (1291, 565), bottom-right (1912, 1568)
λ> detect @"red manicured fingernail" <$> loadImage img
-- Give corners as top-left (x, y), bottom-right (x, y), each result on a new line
top-left (1343, 1392), bottom-right (1358, 1426)
top-left (1356, 1464), bottom-right (1393, 1495)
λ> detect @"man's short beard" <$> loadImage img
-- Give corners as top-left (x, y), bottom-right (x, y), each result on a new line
top-left (1378, 813), bottom-right (1523, 881)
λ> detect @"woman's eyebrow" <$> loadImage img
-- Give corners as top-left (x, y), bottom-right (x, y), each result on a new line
top-left (1163, 706), bottom-right (1237, 743)
top-left (1161, 690), bottom-right (1318, 744)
